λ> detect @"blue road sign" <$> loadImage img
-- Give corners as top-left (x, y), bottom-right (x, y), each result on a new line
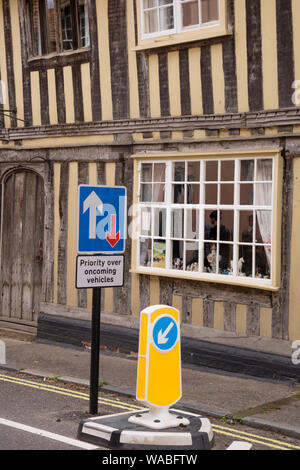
top-left (77, 185), bottom-right (126, 254)
top-left (152, 315), bottom-right (179, 352)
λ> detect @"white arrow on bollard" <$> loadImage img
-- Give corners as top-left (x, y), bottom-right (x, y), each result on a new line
top-left (0, 340), bottom-right (6, 365)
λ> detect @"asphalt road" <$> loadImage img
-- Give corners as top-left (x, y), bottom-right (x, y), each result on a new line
top-left (0, 370), bottom-right (300, 453)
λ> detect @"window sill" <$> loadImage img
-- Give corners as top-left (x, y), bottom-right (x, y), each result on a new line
top-left (27, 47), bottom-right (91, 70)
top-left (134, 26), bottom-right (232, 52)
top-left (130, 267), bottom-right (279, 292)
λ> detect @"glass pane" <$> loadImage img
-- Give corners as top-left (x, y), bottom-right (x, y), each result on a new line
top-left (47, 0), bottom-right (57, 53)
top-left (240, 160), bottom-right (254, 181)
top-left (201, 0), bottom-right (219, 23)
top-left (187, 161), bottom-right (200, 181)
top-left (257, 159), bottom-right (273, 181)
top-left (159, 0), bottom-right (173, 5)
top-left (172, 240), bottom-right (183, 270)
top-left (239, 245), bottom-right (252, 277)
top-left (219, 244), bottom-right (233, 274)
top-left (220, 183), bottom-right (234, 205)
top-left (255, 211), bottom-right (271, 244)
top-left (206, 242), bottom-right (217, 273)
top-left (185, 241), bottom-right (199, 271)
top-left (182, 0), bottom-right (199, 27)
top-left (140, 207), bottom-right (151, 236)
top-left (144, 0), bottom-right (157, 8)
top-left (152, 183), bottom-right (165, 202)
top-left (172, 208), bottom-right (184, 238)
top-left (152, 240), bottom-right (166, 268)
top-left (240, 183), bottom-right (253, 205)
top-left (154, 163), bottom-right (165, 181)
top-left (205, 161), bottom-right (218, 181)
top-left (187, 184), bottom-right (200, 204)
top-left (221, 160), bottom-right (234, 181)
top-left (61, 1), bottom-right (73, 50)
top-left (159, 5), bottom-right (174, 31)
top-left (205, 184), bottom-right (218, 204)
top-left (141, 163), bottom-right (152, 182)
top-left (140, 183), bottom-right (152, 202)
top-left (239, 211), bottom-right (253, 243)
top-left (255, 183), bottom-right (272, 206)
top-left (255, 246), bottom-right (270, 279)
top-left (78, 0), bottom-right (90, 47)
top-left (153, 208), bottom-right (166, 237)
top-left (144, 10), bottom-right (158, 33)
top-left (173, 184), bottom-right (185, 203)
top-left (204, 209), bottom-right (218, 241)
top-left (139, 238), bottom-right (151, 266)
top-left (185, 208), bottom-right (199, 239)
top-left (174, 162), bottom-right (185, 181)
top-left (220, 210), bottom-right (233, 241)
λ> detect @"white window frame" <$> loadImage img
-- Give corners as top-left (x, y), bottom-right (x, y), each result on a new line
top-left (133, 151), bottom-right (282, 290)
top-left (140, 0), bottom-right (221, 40)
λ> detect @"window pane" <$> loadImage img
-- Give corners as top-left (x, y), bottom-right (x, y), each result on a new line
top-left (152, 183), bottom-right (165, 202)
top-left (201, 0), bottom-right (219, 23)
top-left (220, 210), bottom-right (233, 241)
top-left (239, 211), bottom-right (253, 243)
top-left (220, 183), bottom-right (234, 205)
top-left (187, 161), bottom-right (200, 181)
top-left (255, 211), bottom-right (271, 244)
top-left (240, 183), bottom-right (253, 205)
top-left (255, 246), bottom-right (271, 279)
top-left (240, 160), bottom-right (254, 181)
top-left (144, 9), bottom-right (159, 33)
top-left (141, 163), bottom-right (152, 182)
top-left (205, 161), bottom-right (218, 181)
top-left (205, 184), bottom-right (218, 204)
top-left (153, 240), bottom-right (166, 268)
top-left (221, 160), bottom-right (234, 181)
top-left (185, 241), bottom-right (199, 270)
top-left (181, 0), bottom-right (199, 27)
top-left (206, 243), bottom-right (217, 273)
top-left (255, 183), bottom-right (272, 206)
top-left (153, 208), bottom-right (166, 237)
top-left (154, 163), bottom-right (165, 181)
top-left (159, 0), bottom-right (173, 5)
top-left (141, 183), bottom-right (152, 202)
top-left (239, 245), bottom-right (252, 277)
top-left (144, 0), bottom-right (157, 8)
top-left (257, 159), bottom-right (273, 181)
top-left (78, 0), bottom-right (90, 47)
top-left (187, 184), bottom-right (199, 204)
top-left (140, 207), bottom-right (151, 236)
top-left (140, 238), bottom-right (151, 266)
top-left (173, 184), bottom-right (185, 203)
top-left (172, 208), bottom-right (184, 238)
top-left (159, 5), bottom-right (174, 31)
top-left (205, 209), bottom-right (217, 241)
top-left (172, 241), bottom-right (183, 270)
top-left (30, 0), bottom-right (42, 55)
top-left (47, 0), bottom-right (57, 53)
top-left (219, 244), bottom-right (233, 274)
top-left (185, 208), bottom-right (199, 239)
top-left (174, 162), bottom-right (185, 181)
top-left (61, 1), bottom-right (73, 50)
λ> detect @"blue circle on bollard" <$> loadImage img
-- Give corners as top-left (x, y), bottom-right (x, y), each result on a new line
top-left (152, 316), bottom-right (178, 352)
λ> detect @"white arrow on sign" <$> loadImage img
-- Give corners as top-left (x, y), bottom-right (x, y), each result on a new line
top-left (83, 191), bottom-right (103, 239)
top-left (157, 321), bottom-right (174, 344)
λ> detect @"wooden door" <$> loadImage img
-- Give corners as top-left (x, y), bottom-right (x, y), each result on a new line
top-left (0, 170), bottom-right (45, 329)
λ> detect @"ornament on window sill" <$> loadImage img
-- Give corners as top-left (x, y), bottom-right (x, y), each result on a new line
top-left (173, 258), bottom-right (183, 270)
top-left (207, 244), bottom-right (216, 272)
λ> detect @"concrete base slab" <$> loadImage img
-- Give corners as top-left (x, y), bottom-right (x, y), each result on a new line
top-left (77, 410), bottom-right (214, 450)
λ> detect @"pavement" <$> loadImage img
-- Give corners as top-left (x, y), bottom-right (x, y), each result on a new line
top-left (0, 326), bottom-right (300, 440)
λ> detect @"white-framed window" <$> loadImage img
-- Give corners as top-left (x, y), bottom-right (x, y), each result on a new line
top-left (141, 0), bottom-right (220, 38)
top-left (137, 157), bottom-right (274, 283)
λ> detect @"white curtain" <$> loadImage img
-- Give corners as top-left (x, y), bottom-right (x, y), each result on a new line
top-left (255, 160), bottom-right (272, 269)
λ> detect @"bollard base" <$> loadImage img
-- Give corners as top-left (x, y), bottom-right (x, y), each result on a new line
top-left (77, 409), bottom-right (214, 450)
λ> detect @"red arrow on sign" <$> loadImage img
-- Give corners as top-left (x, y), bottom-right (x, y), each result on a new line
top-left (106, 214), bottom-right (120, 247)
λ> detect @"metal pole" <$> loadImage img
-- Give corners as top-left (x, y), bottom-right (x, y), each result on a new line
top-left (89, 287), bottom-right (101, 415)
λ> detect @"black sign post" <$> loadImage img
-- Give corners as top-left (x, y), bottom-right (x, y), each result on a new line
top-left (89, 287), bottom-right (101, 415)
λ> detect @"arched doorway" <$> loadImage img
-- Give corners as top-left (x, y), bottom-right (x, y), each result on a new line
top-left (0, 169), bottom-right (45, 330)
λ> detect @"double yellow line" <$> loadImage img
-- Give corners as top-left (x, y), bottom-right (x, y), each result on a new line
top-left (1, 372), bottom-right (300, 450)
top-left (0, 373), bottom-right (141, 412)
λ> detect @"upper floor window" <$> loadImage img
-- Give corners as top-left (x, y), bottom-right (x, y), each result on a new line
top-left (26, 0), bottom-right (90, 57)
top-left (141, 0), bottom-right (219, 38)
